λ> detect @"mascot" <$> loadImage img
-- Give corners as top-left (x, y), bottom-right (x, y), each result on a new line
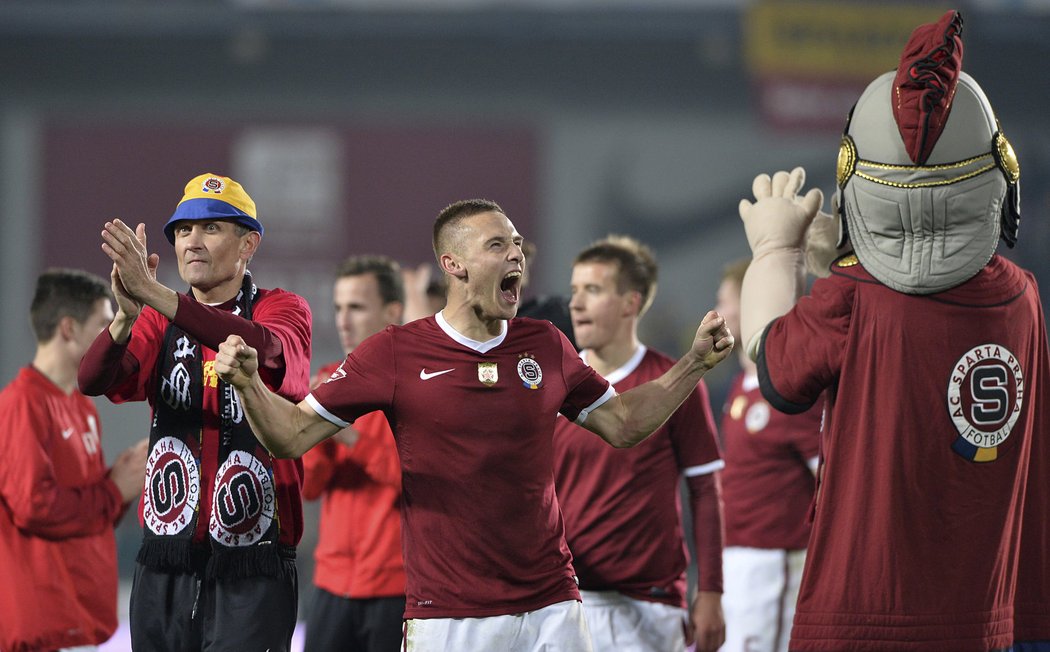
top-left (737, 10), bottom-right (1050, 650)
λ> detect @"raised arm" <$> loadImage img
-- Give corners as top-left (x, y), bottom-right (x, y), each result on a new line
top-left (102, 219), bottom-right (177, 320)
top-left (215, 335), bottom-right (340, 458)
top-left (582, 310), bottom-right (734, 448)
top-left (737, 167), bottom-right (823, 360)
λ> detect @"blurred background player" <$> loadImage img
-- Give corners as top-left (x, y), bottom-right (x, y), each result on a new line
top-left (0, 268), bottom-right (146, 652)
top-left (213, 199), bottom-right (735, 652)
top-left (737, 11), bottom-right (1050, 648)
top-left (553, 235), bottom-right (725, 652)
top-left (78, 173), bottom-right (312, 651)
top-left (713, 257), bottom-right (822, 652)
top-left (302, 255), bottom-right (406, 652)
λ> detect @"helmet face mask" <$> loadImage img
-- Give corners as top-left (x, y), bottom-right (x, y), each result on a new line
top-left (836, 71), bottom-right (1020, 294)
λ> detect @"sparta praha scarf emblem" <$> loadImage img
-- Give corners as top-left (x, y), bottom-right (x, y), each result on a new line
top-left (143, 437), bottom-right (201, 535)
top-left (209, 451), bottom-right (276, 547)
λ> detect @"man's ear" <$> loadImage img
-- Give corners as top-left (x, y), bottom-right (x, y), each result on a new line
top-left (385, 301), bottom-right (404, 326)
top-left (623, 290), bottom-right (643, 318)
top-left (241, 231), bottom-right (262, 260)
top-left (58, 315), bottom-right (77, 341)
top-left (440, 253), bottom-right (467, 280)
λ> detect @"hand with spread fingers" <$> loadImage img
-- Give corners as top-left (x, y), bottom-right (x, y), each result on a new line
top-left (738, 167), bottom-right (824, 257)
top-left (101, 219), bottom-right (161, 306)
top-left (106, 221), bottom-right (160, 320)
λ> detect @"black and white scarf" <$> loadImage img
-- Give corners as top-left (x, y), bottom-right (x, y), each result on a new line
top-left (137, 272), bottom-right (288, 579)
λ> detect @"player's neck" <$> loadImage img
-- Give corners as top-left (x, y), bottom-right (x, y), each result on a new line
top-left (441, 301), bottom-right (505, 342)
top-left (585, 334), bottom-right (641, 377)
top-left (32, 344), bottom-right (77, 394)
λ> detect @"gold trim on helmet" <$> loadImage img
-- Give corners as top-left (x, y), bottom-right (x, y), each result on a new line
top-left (995, 132), bottom-right (1020, 184)
top-left (837, 136), bottom-right (857, 187)
top-left (854, 153), bottom-right (993, 173)
top-left (841, 130), bottom-right (1019, 192)
top-left (854, 160), bottom-right (997, 188)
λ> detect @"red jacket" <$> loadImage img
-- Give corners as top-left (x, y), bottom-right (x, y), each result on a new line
top-left (303, 363), bottom-right (405, 598)
top-left (0, 367), bottom-right (126, 651)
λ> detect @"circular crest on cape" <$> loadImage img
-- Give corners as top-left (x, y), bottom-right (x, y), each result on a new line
top-left (947, 343), bottom-right (1024, 462)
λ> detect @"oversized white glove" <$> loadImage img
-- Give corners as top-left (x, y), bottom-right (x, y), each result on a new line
top-left (737, 167), bottom-right (823, 360)
top-left (738, 167), bottom-right (824, 257)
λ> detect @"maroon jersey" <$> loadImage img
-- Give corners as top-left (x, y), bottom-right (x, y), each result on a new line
top-left (308, 314), bottom-right (613, 619)
top-left (302, 362), bottom-right (405, 599)
top-left (720, 370), bottom-right (821, 550)
top-left (758, 255), bottom-right (1050, 650)
top-left (552, 346), bottom-right (723, 608)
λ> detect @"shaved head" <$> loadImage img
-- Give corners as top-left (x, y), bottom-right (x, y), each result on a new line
top-left (433, 199), bottom-right (506, 261)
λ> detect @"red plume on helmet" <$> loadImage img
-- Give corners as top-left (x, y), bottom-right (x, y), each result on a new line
top-left (892, 10), bottom-right (964, 165)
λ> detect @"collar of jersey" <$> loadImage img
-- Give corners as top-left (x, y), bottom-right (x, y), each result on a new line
top-left (580, 344), bottom-right (647, 385)
top-left (435, 310), bottom-right (508, 353)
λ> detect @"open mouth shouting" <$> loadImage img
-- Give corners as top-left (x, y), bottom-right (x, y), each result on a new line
top-left (500, 271), bottom-right (522, 305)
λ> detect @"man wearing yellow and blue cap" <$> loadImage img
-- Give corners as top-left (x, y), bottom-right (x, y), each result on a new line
top-left (162, 174), bottom-right (265, 245)
top-left (79, 173), bottom-right (313, 651)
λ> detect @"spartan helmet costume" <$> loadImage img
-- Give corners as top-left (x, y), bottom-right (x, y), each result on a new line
top-left (834, 10), bottom-right (1021, 295)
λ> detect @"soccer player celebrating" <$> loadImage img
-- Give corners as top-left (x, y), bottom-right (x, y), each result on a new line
top-left (553, 235), bottom-right (725, 652)
top-left (214, 199), bottom-right (734, 651)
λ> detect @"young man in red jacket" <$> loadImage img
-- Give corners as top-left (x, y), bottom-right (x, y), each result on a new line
top-left (0, 269), bottom-right (146, 651)
top-left (303, 255), bottom-right (406, 652)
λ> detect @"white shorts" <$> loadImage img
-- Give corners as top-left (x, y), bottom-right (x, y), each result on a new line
top-left (580, 590), bottom-right (687, 652)
top-left (719, 547), bottom-right (806, 652)
top-left (403, 599), bottom-right (592, 652)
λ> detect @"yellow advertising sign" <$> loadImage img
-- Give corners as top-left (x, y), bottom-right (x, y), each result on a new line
top-left (745, 2), bottom-right (949, 78)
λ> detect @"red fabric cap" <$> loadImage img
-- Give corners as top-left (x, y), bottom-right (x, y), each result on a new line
top-left (893, 10), bottom-right (964, 165)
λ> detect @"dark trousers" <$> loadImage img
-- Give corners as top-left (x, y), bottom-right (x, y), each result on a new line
top-left (129, 561), bottom-right (298, 652)
top-left (303, 587), bottom-right (405, 652)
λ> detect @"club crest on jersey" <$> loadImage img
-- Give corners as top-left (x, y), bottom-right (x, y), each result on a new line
top-left (745, 401), bottom-right (771, 433)
top-left (143, 437), bottom-right (201, 536)
top-left (478, 362), bottom-right (498, 386)
top-left (517, 354), bottom-right (543, 389)
top-left (209, 450), bottom-right (275, 547)
top-left (201, 176), bottom-right (226, 194)
top-left (729, 395), bottom-right (747, 421)
top-left (947, 343), bottom-right (1024, 462)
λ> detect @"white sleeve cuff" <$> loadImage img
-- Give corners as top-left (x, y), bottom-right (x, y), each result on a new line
top-left (574, 385), bottom-right (617, 426)
top-left (682, 459), bottom-right (725, 477)
top-left (304, 393), bottom-right (350, 428)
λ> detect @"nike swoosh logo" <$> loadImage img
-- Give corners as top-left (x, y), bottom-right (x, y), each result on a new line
top-left (61, 428), bottom-right (75, 440)
top-left (419, 368), bottom-right (455, 380)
